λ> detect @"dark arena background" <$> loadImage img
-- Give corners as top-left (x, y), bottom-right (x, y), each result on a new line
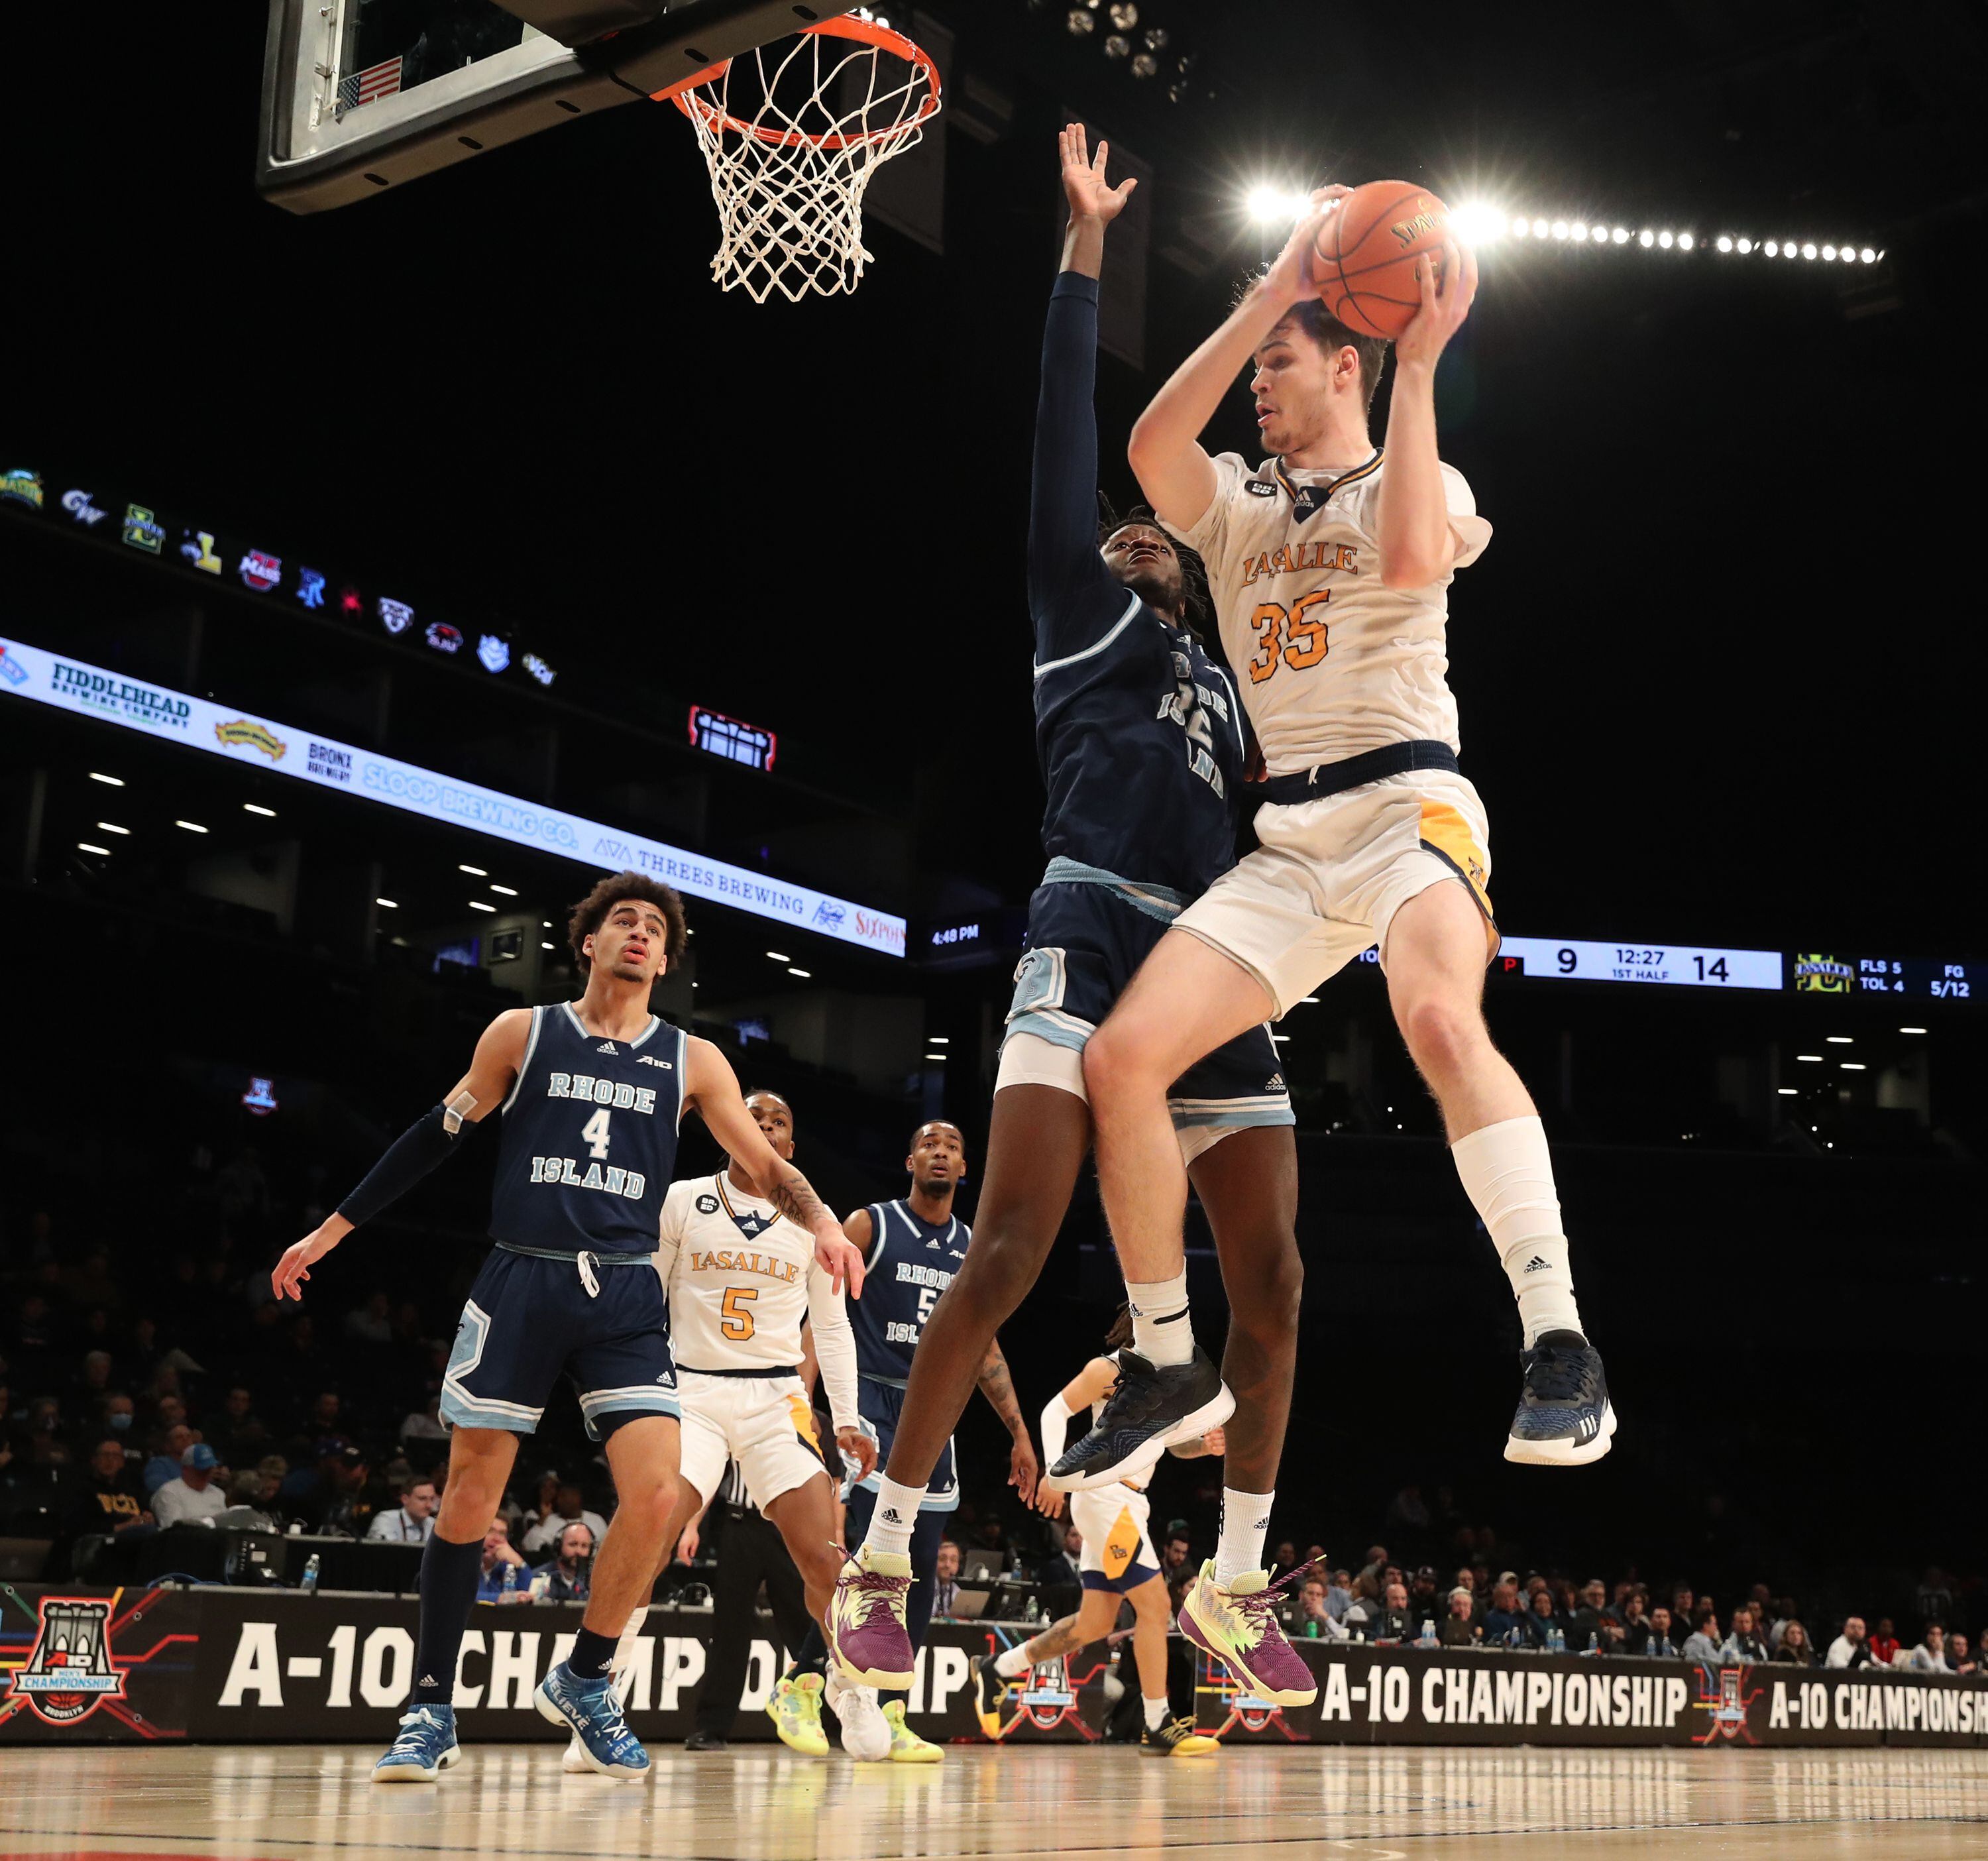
top-left (5, 1), bottom-right (1987, 1855)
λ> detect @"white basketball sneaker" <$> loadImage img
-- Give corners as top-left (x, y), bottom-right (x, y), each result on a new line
top-left (824, 1665), bottom-right (892, 1762)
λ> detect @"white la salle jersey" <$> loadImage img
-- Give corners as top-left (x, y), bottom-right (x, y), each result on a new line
top-left (657, 1172), bottom-right (843, 1375)
top-left (1164, 450), bottom-right (1492, 776)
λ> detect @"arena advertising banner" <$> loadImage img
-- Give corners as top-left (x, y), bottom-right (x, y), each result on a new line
top-left (0, 1587), bottom-right (983, 1745)
top-left (0, 636), bottom-right (906, 959)
top-left (1197, 1642), bottom-right (1988, 1748)
top-left (7, 1586), bottom-right (1985, 1751)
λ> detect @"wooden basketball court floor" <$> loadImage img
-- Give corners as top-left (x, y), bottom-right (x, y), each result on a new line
top-left (5, 1744), bottom-right (1988, 1860)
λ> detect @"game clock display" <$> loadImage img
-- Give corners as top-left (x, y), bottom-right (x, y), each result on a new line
top-left (1498, 937), bottom-right (1782, 991)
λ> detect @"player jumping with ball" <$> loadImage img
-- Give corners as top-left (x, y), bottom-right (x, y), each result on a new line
top-left (1067, 194), bottom-right (1613, 1504)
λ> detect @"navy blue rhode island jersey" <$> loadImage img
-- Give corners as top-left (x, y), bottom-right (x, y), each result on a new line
top-left (487, 1002), bottom-right (686, 1257)
top-left (1030, 272), bottom-right (1250, 896)
top-left (846, 1199), bottom-right (970, 1384)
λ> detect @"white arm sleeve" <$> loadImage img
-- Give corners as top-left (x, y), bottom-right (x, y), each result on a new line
top-left (806, 1263), bottom-right (860, 1434)
top-left (1038, 1392), bottom-right (1079, 1469)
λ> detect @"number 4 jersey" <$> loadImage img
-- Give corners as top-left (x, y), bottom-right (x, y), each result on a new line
top-left (487, 1001), bottom-right (686, 1257)
top-left (1162, 451), bottom-right (1492, 776)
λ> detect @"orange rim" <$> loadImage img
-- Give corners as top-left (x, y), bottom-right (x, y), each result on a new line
top-left (655, 14), bottom-right (940, 152)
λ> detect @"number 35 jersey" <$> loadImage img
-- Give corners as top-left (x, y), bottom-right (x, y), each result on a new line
top-left (487, 1001), bottom-right (686, 1257)
top-left (1162, 451), bottom-right (1492, 777)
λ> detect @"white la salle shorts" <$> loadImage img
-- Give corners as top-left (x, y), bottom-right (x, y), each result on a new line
top-left (676, 1369), bottom-right (826, 1512)
top-left (1069, 1481), bottom-right (1160, 1595)
top-left (1174, 769), bottom-right (1500, 1019)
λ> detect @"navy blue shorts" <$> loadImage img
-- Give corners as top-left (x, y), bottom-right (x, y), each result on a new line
top-left (441, 1246), bottom-right (679, 1443)
top-left (1001, 880), bottom-right (1294, 1154)
top-left (846, 1375), bottom-right (958, 1514)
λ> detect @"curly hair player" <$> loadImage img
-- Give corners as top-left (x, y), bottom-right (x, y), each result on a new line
top-left (271, 870), bottom-right (863, 1783)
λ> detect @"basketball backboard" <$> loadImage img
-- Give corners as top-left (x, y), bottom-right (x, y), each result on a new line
top-left (257, 0), bottom-right (861, 213)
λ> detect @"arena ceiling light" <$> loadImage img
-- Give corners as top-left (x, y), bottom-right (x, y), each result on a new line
top-left (97, 820), bottom-right (131, 835)
top-left (1795, 1054), bottom-right (1824, 1062)
top-left (244, 803), bottom-right (277, 817)
top-left (541, 940), bottom-right (556, 950)
top-left (765, 950), bottom-right (791, 962)
top-left (459, 863), bottom-right (488, 876)
top-left (928, 1035), bottom-right (948, 1044)
top-left (787, 966), bottom-right (811, 978)
top-left (1345, 196), bottom-right (1885, 265)
top-left (1901, 1026), bottom-right (1927, 1035)
top-left (78, 841), bottom-right (111, 856)
top-left (175, 820), bottom-right (209, 834)
top-left (376, 897), bottom-right (400, 909)
top-left (88, 771), bottom-right (124, 786)
top-left (490, 883), bottom-right (519, 896)
top-left (469, 900), bottom-right (496, 914)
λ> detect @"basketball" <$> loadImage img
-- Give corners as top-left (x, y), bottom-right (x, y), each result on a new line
top-left (1313, 180), bottom-right (1454, 339)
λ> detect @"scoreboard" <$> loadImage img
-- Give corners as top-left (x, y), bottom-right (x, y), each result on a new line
top-left (1492, 937), bottom-right (1981, 1005)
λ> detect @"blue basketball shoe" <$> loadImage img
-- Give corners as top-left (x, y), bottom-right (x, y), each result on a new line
top-left (372, 1704), bottom-right (460, 1782)
top-left (1044, 1346), bottom-right (1234, 1491)
top-left (1505, 1330), bottom-right (1616, 1465)
top-left (534, 1660), bottom-right (650, 1779)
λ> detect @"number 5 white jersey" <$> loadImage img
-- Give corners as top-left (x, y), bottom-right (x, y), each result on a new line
top-left (1161, 451), bottom-right (1492, 777)
top-left (655, 1172), bottom-right (857, 1430)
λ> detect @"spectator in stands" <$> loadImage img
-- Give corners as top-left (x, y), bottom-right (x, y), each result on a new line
top-left (535, 1521), bottom-right (595, 1602)
top-left (1948, 1632), bottom-right (1977, 1677)
top-left (1409, 1565), bottom-right (1443, 1622)
top-left (476, 1518), bottom-right (529, 1601)
top-left (1728, 1605), bottom-right (1770, 1663)
top-left (520, 1477), bottom-right (608, 1556)
top-left (152, 1443), bottom-right (228, 1528)
top-left (931, 1539), bottom-right (963, 1620)
top-left (1354, 1581), bottom-right (1413, 1643)
top-left (1681, 1607), bottom-right (1724, 1664)
top-left (1899, 1624), bottom-right (1950, 1674)
top-left (1325, 1569), bottom-right (1353, 1621)
top-left (1483, 1581), bottom-right (1526, 1646)
top-left (99, 1394), bottom-right (140, 1466)
top-left (1773, 1621), bottom-right (1818, 1665)
top-left (1439, 1588), bottom-right (1478, 1648)
top-left (1670, 1585), bottom-right (1696, 1630)
top-left (1521, 1586), bottom-right (1565, 1650)
top-left (1160, 1528), bottom-right (1193, 1581)
top-left (64, 1437), bottom-right (152, 1573)
top-left (1826, 1616), bottom-right (1873, 1669)
top-left (142, 1424), bottom-right (196, 1498)
top-left (400, 1393), bottom-right (449, 1453)
top-left (1040, 1524), bottom-right (1082, 1601)
top-left (366, 1477), bottom-right (438, 1545)
top-left (344, 1291), bottom-right (394, 1346)
top-left (1272, 1539), bottom-right (1298, 1574)
top-left (286, 1441), bottom-right (378, 1538)
top-left (214, 1387), bottom-right (269, 1468)
top-left (1867, 1618), bottom-right (1901, 1667)
top-left (284, 1393), bottom-right (343, 1466)
top-left (1647, 1605), bottom-right (1680, 1658)
top-left (1284, 1575), bottom-right (1345, 1641)
top-left (1571, 1579), bottom-right (1615, 1651)
top-left (1615, 1590), bottom-right (1653, 1654)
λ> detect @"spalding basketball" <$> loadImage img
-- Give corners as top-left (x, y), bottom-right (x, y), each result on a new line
top-left (1313, 182), bottom-right (1452, 340)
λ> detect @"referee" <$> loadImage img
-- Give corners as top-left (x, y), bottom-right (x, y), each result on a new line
top-left (684, 1459), bottom-right (814, 1752)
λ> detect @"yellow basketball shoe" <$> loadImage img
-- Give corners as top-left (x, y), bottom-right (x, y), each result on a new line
top-left (1177, 1559), bottom-right (1319, 1707)
top-left (882, 1700), bottom-right (943, 1762)
top-left (1141, 1714), bottom-right (1219, 1757)
top-left (766, 1673), bottom-right (830, 1756)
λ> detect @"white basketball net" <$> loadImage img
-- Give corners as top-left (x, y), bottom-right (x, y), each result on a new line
top-left (673, 21), bottom-right (940, 304)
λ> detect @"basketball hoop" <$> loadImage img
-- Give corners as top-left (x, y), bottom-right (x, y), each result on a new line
top-left (659, 15), bottom-right (941, 303)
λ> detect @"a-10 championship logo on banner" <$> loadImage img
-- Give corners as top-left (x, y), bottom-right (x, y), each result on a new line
top-left (4, 1597), bottom-right (128, 1726)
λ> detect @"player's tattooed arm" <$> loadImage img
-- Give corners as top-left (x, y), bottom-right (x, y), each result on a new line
top-left (685, 1035), bottom-right (866, 1296)
top-left (978, 1339), bottom-right (1041, 1504)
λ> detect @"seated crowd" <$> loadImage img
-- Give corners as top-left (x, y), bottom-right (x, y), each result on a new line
top-left (1, 1196), bottom-right (1979, 1679)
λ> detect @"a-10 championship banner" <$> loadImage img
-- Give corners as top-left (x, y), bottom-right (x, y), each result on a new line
top-left (5, 1585), bottom-right (1985, 1749)
top-left (1196, 1641), bottom-right (1988, 1748)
